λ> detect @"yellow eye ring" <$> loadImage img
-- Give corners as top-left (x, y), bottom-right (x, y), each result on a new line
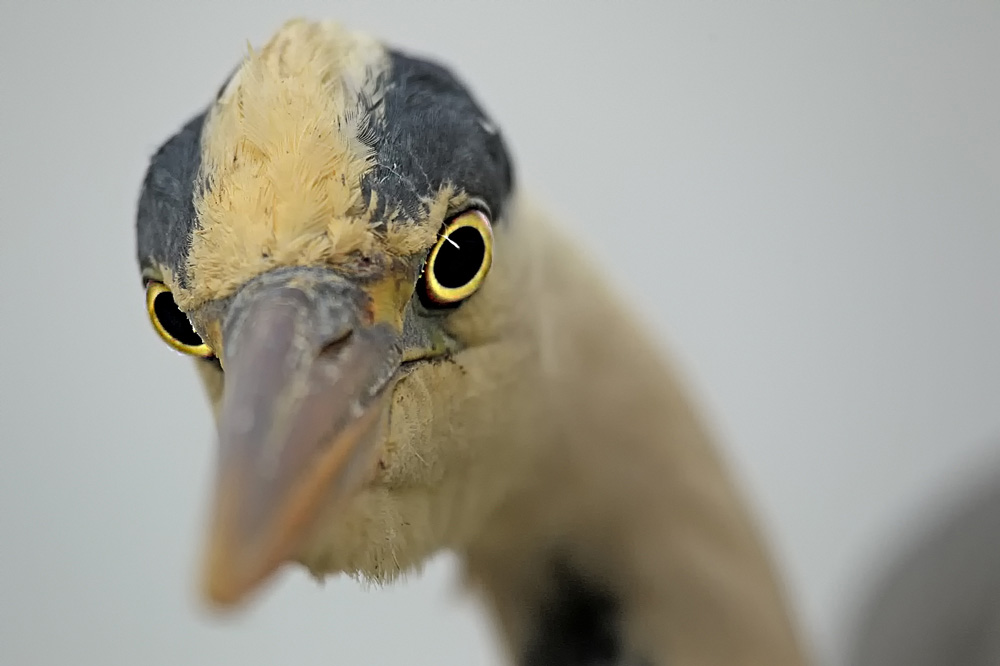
top-left (423, 209), bottom-right (494, 306)
top-left (145, 281), bottom-right (214, 358)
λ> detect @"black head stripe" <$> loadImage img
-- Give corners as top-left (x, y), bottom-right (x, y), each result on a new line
top-left (135, 110), bottom-right (207, 282)
top-left (362, 51), bottom-right (515, 222)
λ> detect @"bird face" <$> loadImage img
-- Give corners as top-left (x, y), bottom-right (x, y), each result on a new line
top-left (135, 20), bottom-right (525, 608)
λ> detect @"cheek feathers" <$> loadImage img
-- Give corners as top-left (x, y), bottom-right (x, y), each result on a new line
top-left (378, 368), bottom-right (439, 487)
top-left (194, 358), bottom-right (225, 418)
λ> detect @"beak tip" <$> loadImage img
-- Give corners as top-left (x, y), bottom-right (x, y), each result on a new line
top-left (198, 553), bottom-right (246, 612)
top-left (197, 527), bottom-right (265, 612)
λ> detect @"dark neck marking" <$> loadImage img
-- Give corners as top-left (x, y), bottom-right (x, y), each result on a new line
top-left (521, 561), bottom-right (649, 666)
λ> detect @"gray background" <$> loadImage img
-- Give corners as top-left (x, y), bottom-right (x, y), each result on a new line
top-left (1, 1), bottom-right (997, 665)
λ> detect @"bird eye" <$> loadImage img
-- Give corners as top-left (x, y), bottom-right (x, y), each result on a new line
top-left (145, 281), bottom-right (214, 358)
top-left (420, 209), bottom-right (494, 307)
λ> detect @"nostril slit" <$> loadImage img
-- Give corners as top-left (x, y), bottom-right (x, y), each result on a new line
top-left (318, 328), bottom-right (354, 359)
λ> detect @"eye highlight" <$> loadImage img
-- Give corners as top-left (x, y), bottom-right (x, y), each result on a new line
top-left (145, 282), bottom-right (214, 358)
top-left (421, 209), bottom-right (494, 307)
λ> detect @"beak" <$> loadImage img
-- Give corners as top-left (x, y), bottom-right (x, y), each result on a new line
top-left (199, 270), bottom-right (403, 609)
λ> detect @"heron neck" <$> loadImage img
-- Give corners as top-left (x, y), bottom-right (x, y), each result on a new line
top-left (458, 342), bottom-right (810, 665)
top-left (457, 202), bottom-right (809, 665)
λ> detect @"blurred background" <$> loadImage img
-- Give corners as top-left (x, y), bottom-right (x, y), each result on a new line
top-left (1, 1), bottom-right (997, 665)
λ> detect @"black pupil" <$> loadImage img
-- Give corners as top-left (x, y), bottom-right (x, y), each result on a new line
top-left (153, 291), bottom-right (204, 347)
top-left (433, 225), bottom-right (486, 289)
